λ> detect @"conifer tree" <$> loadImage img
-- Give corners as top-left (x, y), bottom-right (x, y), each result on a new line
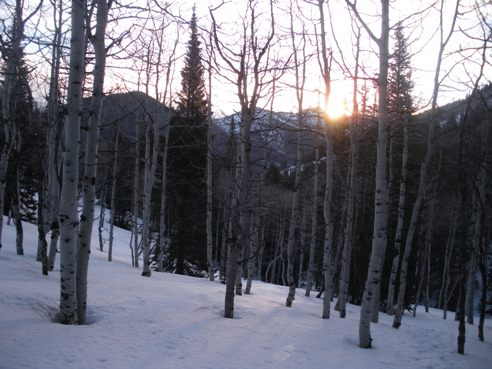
top-left (169, 8), bottom-right (208, 274)
top-left (387, 24), bottom-right (414, 123)
top-left (385, 23), bottom-right (415, 315)
top-left (0, 0), bottom-right (40, 253)
top-left (176, 9), bottom-right (207, 124)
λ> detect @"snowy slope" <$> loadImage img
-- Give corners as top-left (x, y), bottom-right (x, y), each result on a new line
top-left (0, 216), bottom-right (491, 369)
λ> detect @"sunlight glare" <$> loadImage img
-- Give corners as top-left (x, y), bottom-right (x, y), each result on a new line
top-left (325, 95), bottom-right (349, 120)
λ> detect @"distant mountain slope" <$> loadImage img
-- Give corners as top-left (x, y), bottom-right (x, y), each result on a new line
top-left (212, 108), bottom-right (326, 169)
top-left (83, 91), bottom-right (173, 141)
top-left (92, 85), bottom-right (491, 170)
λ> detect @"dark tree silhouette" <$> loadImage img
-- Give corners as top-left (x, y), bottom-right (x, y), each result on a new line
top-left (169, 8), bottom-right (208, 274)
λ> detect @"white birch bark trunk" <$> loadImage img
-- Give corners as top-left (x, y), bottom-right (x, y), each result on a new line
top-left (322, 123), bottom-right (334, 319)
top-left (316, 0), bottom-right (335, 320)
top-left (245, 216), bottom-right (257, 294)
top-left (285, 1), bottom-right (306, 307)
top-left (470, 116), bottom-right (489, 327)
top-left (477, 111), bottom-right (490, 339)
top-left (425, 232), bottom-right (431, 313)
top-left (141, 118), bottom-right (159, 277)
top-left (438, 212), bottom-right (456, 311)
top-left (413, 244), bottom-right (425, 317)
top-left (279, 220), bottom-right (286, 285)
top-left (258, 221), bottom-right (266, 281)
top-left (354, 0), bottom-right (390, 348)
top-left (281, 248), bottom-right (287, 286)
top-left (157, 128), bottom-right (169, 272)
top-left (0, 121), bottom-right (12, 253)
top-left (98, 198), bottom-right (105, 251)
top-left (392, 139), bottom-right (430, 327)
top-left (76, 0), bottom-right (109, 324)
top-left (219, 206), bottom-right (229, 283)
top-left (393, 0), bottom-right (459, 330)
top-left (371, 121), bottom-right (394, 323)
top-left (305, 149), bottom-right (319, 297)
top-left (337, 118), bottom-right (358, 318)
top-left (47, 0), bottom-right (63, 271)
top-left (223, 73), bottom-right (256, 316)
top-left (414, 155), bottom-right (440, 316)
top-left (297, 208), bottom-right (307, 288)
top-left (58, 0), bottom-right (86, 324)
top-left (12, 173), bottom-right (23, 255)
top-left (337, 46), bottom-right (360, 316)
top-left (386, 125), bottom-right (409, 314)
top-left (214, 206), bottom-right (221, 272)
top-left (267, 230), bottom-right (276, 283)
top-left (285, 162), bottom-right (301, 306)
top-left (392, 175), bottom-right (422, 327)
top-left (465, 208), bottom-right (480, 324)
top-left (443, 217), bottom-right (457, 320)
top-left (206, 52), bottom-right (214, 281)
top-left (132, 121), bottom-right (141, 268)
top-left (108, 127), bottom-right (119, 262)
top-left (141, 120), bottom-right (151, 276)
top-left (210, 0), bottom-right (275, 319)
top-left (37, 187), bottom-right (49, 275)
top-left (235, 242), bottom-right (244, 295)
top-left (273, 218), bottom-right (286, 284)
top-left (0, 102), bottom-right (12, 254)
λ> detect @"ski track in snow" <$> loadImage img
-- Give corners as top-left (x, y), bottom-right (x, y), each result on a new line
top-left (0, 214), bottom-right (491, 369)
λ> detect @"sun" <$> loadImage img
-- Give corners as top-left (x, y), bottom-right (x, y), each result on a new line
top-left (325, 94), bottom-right (349, 120)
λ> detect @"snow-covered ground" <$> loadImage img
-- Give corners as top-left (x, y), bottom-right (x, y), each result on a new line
top-left (1, 216), bottom-right (491, 369)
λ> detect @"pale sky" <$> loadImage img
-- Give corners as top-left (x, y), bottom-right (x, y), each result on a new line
top-left (8, 0), bottom-right (491, 116)
top-left (165, 0), bottom-right (491, 116)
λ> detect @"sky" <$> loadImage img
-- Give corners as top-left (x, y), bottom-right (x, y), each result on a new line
top-left (3, 0), bottom-right (491, 117)
top-left (155, 0), bottom-right (490, 116)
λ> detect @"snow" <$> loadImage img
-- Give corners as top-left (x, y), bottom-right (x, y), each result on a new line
top-left (1, 216), bottom-right (491, 369)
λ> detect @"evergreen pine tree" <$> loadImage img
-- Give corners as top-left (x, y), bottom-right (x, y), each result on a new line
top-left (385, 23), bottom-right (418, 321)
top-left (176, 9), bottom-right (208, 124)
top-left (1, 20), bottom-right (36, 255)
top-left (385, 22), bottom-right (415, 314)
top-left (168, 8), bottom-right (208, 274)
top-left (388, 23), bottom-right (414, 123)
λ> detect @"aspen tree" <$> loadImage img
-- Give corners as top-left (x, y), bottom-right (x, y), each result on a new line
top-left (305, 148), bottom-right (319, 297)
top-left (210, 0), bottom-right (276, 318)
top-left (297, 209), bottom-right (307, 288)
top-left (141, 117), bottom-right (159, 277)
top-left (108, 127), bottom-right (119, 262)
top-left (285, 1), bottom-right (307, 308)
top-left (157, 126), bottom-right (169, 272)
top-left (337, 28), bottom-right (360, 319)
top-left (455, 27), bottom-right (489, 354)
top-left (438, 211), bottom-right (457, 318)
top-left (58, 0), bottom-right (86, 324)
top-left (245, 215), bottom-right (259, 294)
top-left (317, 0), bottom-right (335, 320)
top-left (45, 0), bottom-right (65, 271)
top-left (131, 120), bottom-right (141, 268)
top-left (76, 0), bottom-right (111, 324)
top-left (345, 0), bottom-right (390, 347)
top-left (153, 15), bottom-right (176, 273)
top-left (393, 0), bottom-right (460, 329)
top-left (206, 28), bottom-right (214, 281)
